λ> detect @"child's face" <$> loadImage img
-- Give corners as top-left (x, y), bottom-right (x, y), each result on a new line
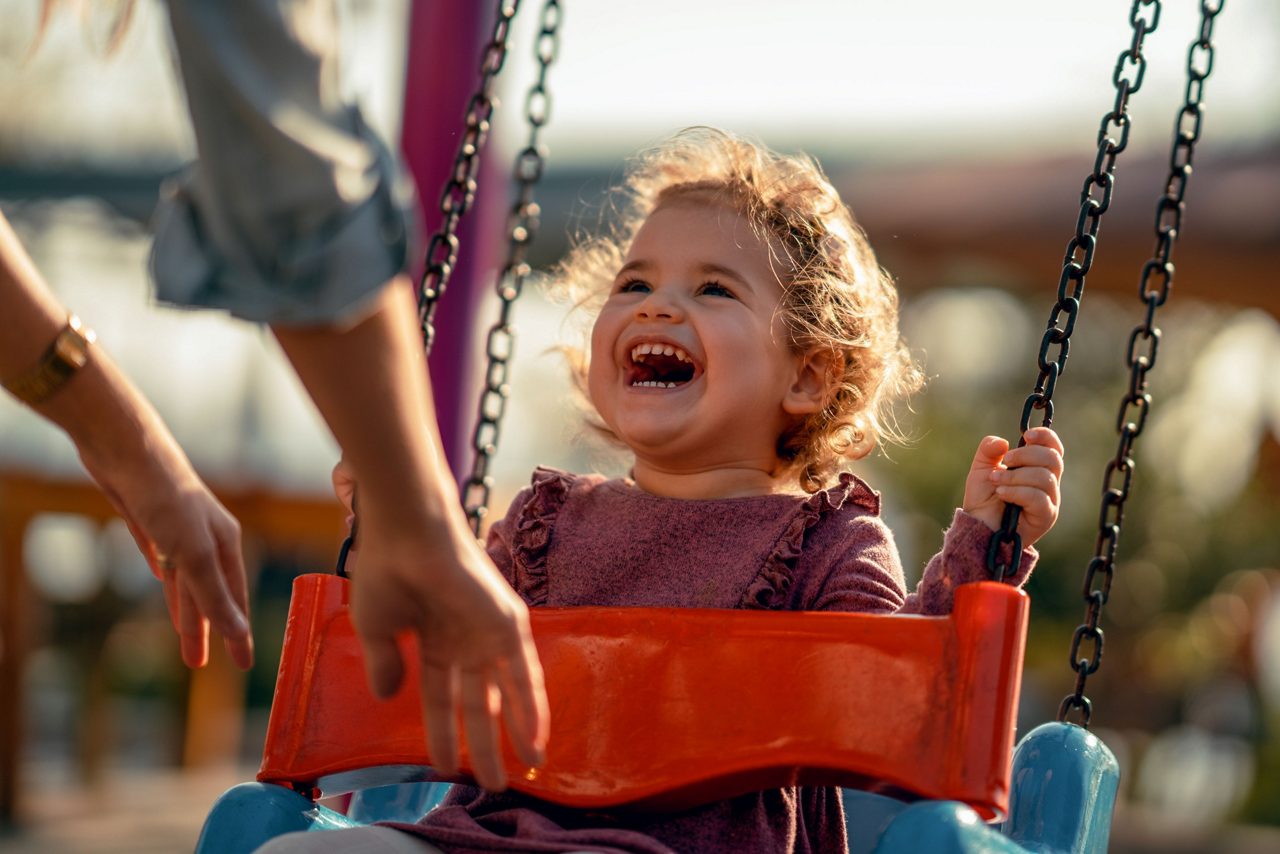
top-left (588, 199), bottom-right (813, 476)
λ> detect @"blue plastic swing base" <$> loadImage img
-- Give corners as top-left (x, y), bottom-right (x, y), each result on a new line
top-left (196, 722), bottom-right (1118, 854)
top-left (195, 783), bottom-right (353, 854)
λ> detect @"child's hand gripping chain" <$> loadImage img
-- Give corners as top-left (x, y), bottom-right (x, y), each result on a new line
top-left (963, 426), bottom-right (1065, 549)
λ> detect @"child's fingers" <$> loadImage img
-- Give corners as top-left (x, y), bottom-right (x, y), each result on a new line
top-left (1022, 427), bottom-right (1065, 455)
top-left (1002, 443), bottom-right (1064, 477)
top-left (994, 484), bottom-right (1056, 519)
top-left (990, 465), bottom-right (1059, 497)
top-left (970, 436), bottom-right (1009, 473)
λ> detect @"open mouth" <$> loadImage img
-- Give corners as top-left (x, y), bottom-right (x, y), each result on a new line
top-left (627, 342), bottom-right (700, 388)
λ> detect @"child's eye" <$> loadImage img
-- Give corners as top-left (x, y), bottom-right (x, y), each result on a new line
top-left (697, 281), bottom-right (736, 299)
top-left (615, 278), bottom-right (651, 295)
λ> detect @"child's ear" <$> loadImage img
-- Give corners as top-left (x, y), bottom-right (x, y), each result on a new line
top-left (783, 348), bottom-right (838, 416)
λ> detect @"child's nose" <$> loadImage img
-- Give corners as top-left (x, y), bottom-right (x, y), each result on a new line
top-left (634, 289), bottom-right (683, 321)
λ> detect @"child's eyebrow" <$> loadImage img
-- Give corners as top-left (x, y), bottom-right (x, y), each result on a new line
top-left (615, 259), bottom-right (751, 286)
top-left (695, 262), bottom-right (749, 286)
top-left (615, 259), bottom-right (651, 278)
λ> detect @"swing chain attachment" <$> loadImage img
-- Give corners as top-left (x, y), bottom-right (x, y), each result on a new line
top-left (417, 0), bottom-right (523, 354)
top-left (462, 0), bottom-right (563, 536)
top-left (335, 491), bottom-right (358, 578)
top-left (341, 2), bottom-right (524, 577)
top-left (1058, 0), bottom-right (1223, 728)
top-left (988, 0), bottom-right (1162, 582)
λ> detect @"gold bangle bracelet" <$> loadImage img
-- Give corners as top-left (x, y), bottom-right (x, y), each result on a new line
top-left (2, 314), bottom-right (97, 406)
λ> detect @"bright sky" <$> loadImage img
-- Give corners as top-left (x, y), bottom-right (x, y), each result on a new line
top-left (0, 0), bottom-right (1275, 168)
top-left (507, 0), bottom-right (1280, 163)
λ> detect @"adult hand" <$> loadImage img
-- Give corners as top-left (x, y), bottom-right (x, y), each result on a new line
top-left (78, 438), bottom-right (253, 671)
top-left (962, 426), bottom-right (1064, 548)
top-left (332, 460), bottom-right (548, 791)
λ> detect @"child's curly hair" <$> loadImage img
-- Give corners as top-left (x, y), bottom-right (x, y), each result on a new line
top-left (552, 127), bottom-right (923, 492)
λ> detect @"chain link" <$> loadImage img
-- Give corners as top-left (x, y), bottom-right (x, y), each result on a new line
top-left (345, 3), bottom-right (524, 578)
top-left (416, 1), bottom-right (523, 353)
top-left (339, 1), bottom-right (529, 576)
top-left (986, 0), bottom-right (1162, 582)
top-left (461, 0), bottom-right (562, 535)
top-left (1058, 0), bottom-right (1223, 727)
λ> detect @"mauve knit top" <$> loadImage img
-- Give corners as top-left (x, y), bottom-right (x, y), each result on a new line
top-left (389, 467), bottom-right (1036, 854)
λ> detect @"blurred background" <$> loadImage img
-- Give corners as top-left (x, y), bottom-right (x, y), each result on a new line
top-left (1, 0), bottom-right (1278, 851)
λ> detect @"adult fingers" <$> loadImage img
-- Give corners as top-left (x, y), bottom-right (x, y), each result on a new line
top-left (421, 662), bottom-right (460, 776)
top-left (177, 534), bottom-right (251, 660)
top-left (159, 571), bottom-right (182, 636)
top-left (350, 567), bottom-right (412, 696)
top-left (496, 631), bottom-right (549, 769)
top-left (177, 581), bottom-right (211, 669)
top-left (331, 460), bottom-right (357, 514)
top-left (212, 515), bottom-right (253, 670)
top-left (120, 516), bottom-right (165, 582)
top-left (460, 669), bottom-right (506, 791)
top-left (358, 630), bottom-right (407, 700)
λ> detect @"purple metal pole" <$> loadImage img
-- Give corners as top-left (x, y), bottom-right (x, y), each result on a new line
top-left (399, 1), bottom-right (507, 482)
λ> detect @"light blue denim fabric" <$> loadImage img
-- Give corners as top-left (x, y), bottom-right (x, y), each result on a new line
top-left (152, 0), bottom-right (411, 326)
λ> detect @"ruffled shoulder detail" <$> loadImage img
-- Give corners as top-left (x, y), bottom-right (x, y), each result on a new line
top-left (509, 467), bottom-right (576, 606)
top-left (738, 472), bottom-right (880, 610)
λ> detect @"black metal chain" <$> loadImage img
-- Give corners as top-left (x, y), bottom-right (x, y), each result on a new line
top-left (461, 0), bottom-right (562, 535)
top-left (338, 0), bottom-right (529, 577)
top-left (1058, 0), bottom-right (1224, 728)
top-left (416, 0), bottom-right (523, 353)
top-left (986, 0), bottom-right (1163, 581)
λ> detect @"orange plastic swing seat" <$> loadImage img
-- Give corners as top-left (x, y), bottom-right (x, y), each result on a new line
top-left (259, 573), bottom-right (1028, 821)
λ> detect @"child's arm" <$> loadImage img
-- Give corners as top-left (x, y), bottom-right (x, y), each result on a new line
top-left (807, 510), bottom-right (1039, 617)
top-left (899, 427), bottom-right (1063, 614)
top-left (805, 428), bottom-right (1062, 616)
top-left (805, 513), bottom-right (912, 614)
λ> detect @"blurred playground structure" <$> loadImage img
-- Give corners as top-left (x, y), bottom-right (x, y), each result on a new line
top-left (1, 1), bottom-right (1279, 851)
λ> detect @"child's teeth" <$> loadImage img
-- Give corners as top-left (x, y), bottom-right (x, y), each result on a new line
top-left (630, 343), bottom-right (693, 363)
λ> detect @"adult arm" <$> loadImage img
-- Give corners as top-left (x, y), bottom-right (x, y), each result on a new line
top-left (276, 282), bottom-right (548, 789)
top-left (0, 211), bottom-right (252, 669)
top-left (154, 0), bottom-right (549, 785)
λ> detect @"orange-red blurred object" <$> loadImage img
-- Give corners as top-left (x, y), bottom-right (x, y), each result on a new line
top-left (259, 574), bottom-right (1028, 820)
